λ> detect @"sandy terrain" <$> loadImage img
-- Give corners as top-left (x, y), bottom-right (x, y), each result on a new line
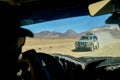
top-left (22, 31), bottom-right (120, 58)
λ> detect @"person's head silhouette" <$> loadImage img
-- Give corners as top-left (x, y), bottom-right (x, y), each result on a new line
top-left (0, 1), bottom-right (33, 79)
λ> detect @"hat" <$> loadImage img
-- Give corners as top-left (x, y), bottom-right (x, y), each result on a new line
top-left (19, 28), bottom-right (34, 37)
top-left (0, 1), bottom-right (34, 37)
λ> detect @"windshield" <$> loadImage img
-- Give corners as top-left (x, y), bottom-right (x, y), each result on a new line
top-left (21, 14), bottom-right (120, 58)
top-left (15, 1), bottom-right (120, 80)
top-left (80, 36), bottom-right (92, 40)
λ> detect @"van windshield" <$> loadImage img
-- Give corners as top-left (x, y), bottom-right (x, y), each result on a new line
top-left (80, 36), bottom-right (92, 40)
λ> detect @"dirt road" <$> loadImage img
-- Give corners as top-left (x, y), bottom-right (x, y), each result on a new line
top-left (22, 35), bottom-right (120, 58)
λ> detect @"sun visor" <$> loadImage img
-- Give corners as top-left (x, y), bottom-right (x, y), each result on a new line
top-left (88, 0), bottom-right (114, 16)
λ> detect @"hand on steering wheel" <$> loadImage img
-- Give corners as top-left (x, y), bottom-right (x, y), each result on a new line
top-left (17, 49), bottom-right (51, 80)
top-left (17, 49), bottom-right (68, 80)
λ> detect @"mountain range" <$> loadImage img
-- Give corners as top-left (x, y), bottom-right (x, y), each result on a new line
top-left (34, 25), bottom-right (120, 38)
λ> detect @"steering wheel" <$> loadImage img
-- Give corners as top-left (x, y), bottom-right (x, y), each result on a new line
top-left (17, 49), bottom-right (51, 80)
top-left (16, 49), bottom-right (67, 80)
top-left (36, 52), bottom-right (68, 80)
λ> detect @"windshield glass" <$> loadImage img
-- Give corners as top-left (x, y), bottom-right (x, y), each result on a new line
top-left (80, 36), bottom-right (92, 40)
top-left (21, 14), bottom-right (120, 58)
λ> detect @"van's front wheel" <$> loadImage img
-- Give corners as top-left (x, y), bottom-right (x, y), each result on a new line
top-left (90, 45), bottom-right (94, 51)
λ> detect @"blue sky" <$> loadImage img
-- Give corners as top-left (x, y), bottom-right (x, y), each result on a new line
top-left (21, 14), bottom-right (114, 33)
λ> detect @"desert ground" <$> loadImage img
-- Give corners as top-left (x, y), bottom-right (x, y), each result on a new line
top-left (22, 31), bottom-right (120, 58)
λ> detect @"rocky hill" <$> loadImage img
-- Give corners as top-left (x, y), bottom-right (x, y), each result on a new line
top-left (87, 25), bottom-right (120, 39)
top-left (34, 29), bottom-right (79, 38)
